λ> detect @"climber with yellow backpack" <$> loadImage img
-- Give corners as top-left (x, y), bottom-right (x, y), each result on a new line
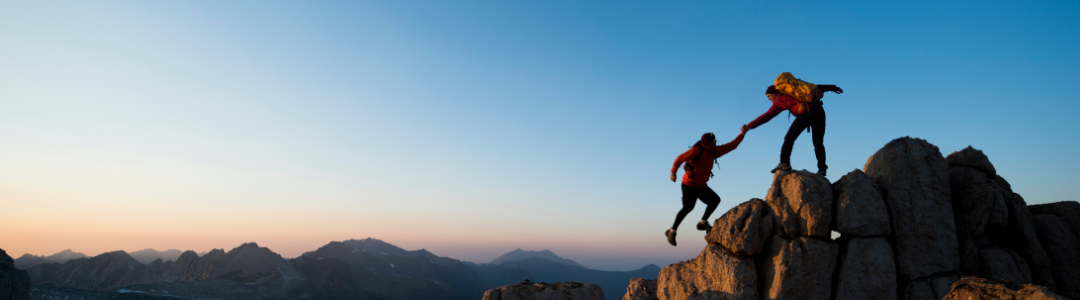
top-left (743, 72), bottom-right (843, 177)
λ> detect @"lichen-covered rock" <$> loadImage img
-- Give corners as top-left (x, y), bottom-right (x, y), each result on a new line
top-left (949, 166), bottom-right (1008, 237)
top-left (833, 237), bottom-right (896, 300)
top-left (945, 146), bottom-right (997, 176)
top-left (756, 235), bottom-right (838, 300)
top-left (1032, 214), bottom-right (1080, 298)
top-left (657, 244), bottom-right (757, 300)
top-left (483, 281), bottom-right (605, 300)
top-left (978, 248), bottom-right (1032, 284)
top-left (941, 277), bottom-right (1066, 300)
top-left (863, 137), bottom-right (959, 281)
top-left (0, 248), bottom-right (31, 300)
top-left (622, 277), bottom-right (658, 300)
top-left (765, 170), bottom-right (833, 239)
top-left (706, 199), bottom-right (773, 256)
top-left (832, 169), bottom-right (891, 237)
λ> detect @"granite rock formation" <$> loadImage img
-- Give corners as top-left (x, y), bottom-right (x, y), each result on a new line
top-left (648, 138), bottom-right (1079, 300)
top-left (832, 169), bottom-right (891, 237)
top-left (941, 277), bottom-right (1066, 300)
top-left (706, 198), bottom-right (773, 256)
top-left (483, 281), bottom-right (605, 300)
top-left (864, 137), bottom-right (959, 282)
top-left (833, 237), bottom-right (896, 300)
top-left (621, 277), bottom-right (657, 300)
top-left (765, 170), bottom-right (834, 239)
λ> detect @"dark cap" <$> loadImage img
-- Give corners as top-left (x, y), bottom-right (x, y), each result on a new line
top-left (701, 132), bottom-right (716, 142)
top-left (766, 85), bottom-right (780, 95)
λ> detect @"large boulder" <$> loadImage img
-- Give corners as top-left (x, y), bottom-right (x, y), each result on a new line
top-left (622, 278), bottom-right (658, 300)
top-left (832, 169), bottom-right (891, 237)
top-left (995, 188), bottom-right (1056, 289)
top-left (978, 248), bottom-right (1032, 284)
top-left (833, 237), bottom-right (896, 300)
top-left (1030, 201), bottom-right (1080, 243)
top-left (949, 166), bottom-right (1009, 237)
top-left (765, 170), bottom-right (833, 239)
top-left (755, 235), bottom-right (838, 300)
top-left (902, 273), bottom-right (960, 300)
top-left (1032, 214), bottom-right (1080, 298)
top-left (941, 277), bottom-right (1066, 300)
top-left (863, 137), bottom-right (959, 281)
top-left (706, 199), bottom-right (774, 256)
top-left (657, 244), bottom-right (757, 300)
top-left (0, 248), bottom-right (31, 300)
top-left (945, 146), bottom-right (997, 176)
top-left (483, 281), bottom-right (605, 300)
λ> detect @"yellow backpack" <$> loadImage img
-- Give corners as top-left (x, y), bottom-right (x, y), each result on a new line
top-left (774, 72), bottom-right (823, 115)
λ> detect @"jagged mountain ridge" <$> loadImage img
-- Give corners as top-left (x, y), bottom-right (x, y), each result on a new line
top-left (129, 248), bottom-right (185, 264)
top-left (24, 238), bottom-right (663, 300)
top-left (24, 239), bottom-right (497, 299)
top-left (13, 249), bottom-right (89, 270)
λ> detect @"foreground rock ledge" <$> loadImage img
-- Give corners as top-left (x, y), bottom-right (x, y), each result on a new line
top-left (622, 277), bottom-right (658, 300)
top-left (483, 281), bottom-right (604, 300)
top-left (942, 277), bottom-right (1066, 300)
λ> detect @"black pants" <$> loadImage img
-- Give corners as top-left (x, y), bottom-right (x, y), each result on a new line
top-left (672, 184), bottom-right (720, 230)
top-left (781, 105), bottom-right (827, 171)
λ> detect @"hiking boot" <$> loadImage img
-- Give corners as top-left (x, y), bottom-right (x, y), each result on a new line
top-left (696, 220), bottom-right (713, 231)
top-left (665, 229), bottom-right (677, 246)
top-left (770, 163), bottom-right (792, 173)
top-left (817, 169), bottom-right (827, 177)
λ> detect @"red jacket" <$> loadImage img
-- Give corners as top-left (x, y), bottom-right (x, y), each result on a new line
top-left (747, 94), bottom-right (821, 129)
top-left (671, 132), bottom-right (745, 187)
top-left (748, 85), bottom-right (838, 129)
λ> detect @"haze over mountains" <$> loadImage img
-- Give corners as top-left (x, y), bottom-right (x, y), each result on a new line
top-left (11, 238), bottom-right (658, 300)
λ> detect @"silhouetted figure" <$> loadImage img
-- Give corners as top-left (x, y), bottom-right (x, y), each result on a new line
top-left (745, 81), bottom-right (843, 176)
top-left (666, 128), bottom-right (747, 246)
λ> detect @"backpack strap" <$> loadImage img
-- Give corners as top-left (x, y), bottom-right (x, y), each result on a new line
top-left (685, 142), bottom-right (717, 180)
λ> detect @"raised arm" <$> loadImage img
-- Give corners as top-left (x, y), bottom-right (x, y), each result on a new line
top-left (713, 131), bottom-right (746, 158)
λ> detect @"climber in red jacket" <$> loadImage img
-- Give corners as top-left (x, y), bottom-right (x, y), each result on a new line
top-left (745, 84), bottom-right (843, 176)
top-left (665, 127), bottom-right (747, 246)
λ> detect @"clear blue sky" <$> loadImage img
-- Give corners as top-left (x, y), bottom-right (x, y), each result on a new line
top-left (1, 1), bottom-right (1078, 271)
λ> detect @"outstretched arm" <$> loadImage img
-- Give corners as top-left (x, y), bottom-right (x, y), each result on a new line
top-left (747, 101), bottom-right (784, 129)
top-left (818, 84), bottom-right (843, 94)
top-left (713, 131), bottom-right (746, 158)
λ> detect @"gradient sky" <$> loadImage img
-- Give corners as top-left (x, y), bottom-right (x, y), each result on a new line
top-left (2, 1), bottom-right (1078, 271)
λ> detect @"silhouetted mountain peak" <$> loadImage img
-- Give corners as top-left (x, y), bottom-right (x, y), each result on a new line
top-left (129, 248), bottom-right (184, 264)
top-left (489, 249), bottom-right (589, 269)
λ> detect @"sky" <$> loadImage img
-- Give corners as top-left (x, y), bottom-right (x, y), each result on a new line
top-left (1, 1), bottom-right (1078, 271)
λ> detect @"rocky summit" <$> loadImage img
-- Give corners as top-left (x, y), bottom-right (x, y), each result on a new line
top-left (634, 137), bottom-right (1078, 300)
top-left (482, 281), bottom-right (605, 300)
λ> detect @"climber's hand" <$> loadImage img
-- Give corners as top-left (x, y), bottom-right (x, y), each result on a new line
top-left (834, 86), bottom-right (844, 94)
top-left (741, 125), bottom-right (750, 134)
top-left (670, 173), bottom-right (677, 182)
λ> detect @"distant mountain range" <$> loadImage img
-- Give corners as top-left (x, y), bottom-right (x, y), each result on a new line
top-left (16, 238), bottom-right (659, 300)
top-left (129, 248), bottom-right (185, 264)
top-left (13, 249), bottom-right (88, 270)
